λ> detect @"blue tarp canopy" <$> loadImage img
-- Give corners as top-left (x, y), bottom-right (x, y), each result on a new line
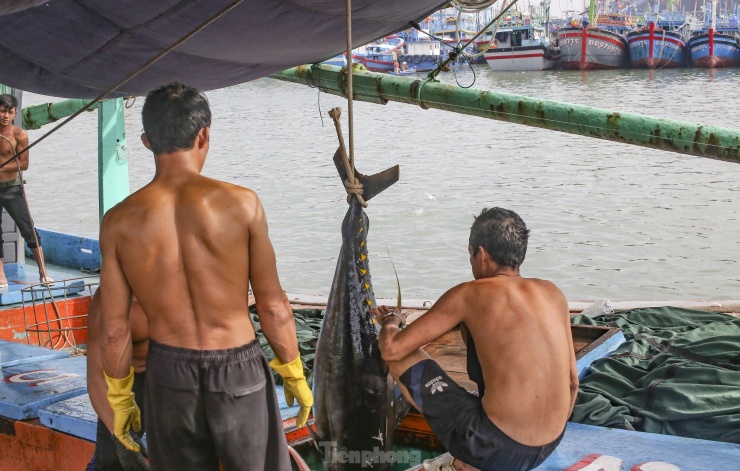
top-left (0, 0), bottom-right (446, 98)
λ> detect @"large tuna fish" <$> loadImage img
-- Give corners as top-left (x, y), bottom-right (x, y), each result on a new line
top-left (311, 150), bottom-right (404, 471)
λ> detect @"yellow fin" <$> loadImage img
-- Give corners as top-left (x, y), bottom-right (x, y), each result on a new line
top-left (359, 268), bottom-right (367, 275)
top-left (361, 253), bottom-right (366, 261)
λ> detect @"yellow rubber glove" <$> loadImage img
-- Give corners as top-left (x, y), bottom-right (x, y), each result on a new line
top-left (270, 356), bottom-right (313, 428)
top-left (105, 367), bottom-right (142, 452)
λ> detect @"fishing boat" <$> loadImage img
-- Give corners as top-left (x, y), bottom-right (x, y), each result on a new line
top-left (0, 1), bottom-right (739, 470)
top-left (558, 1), bottom-right (635, 70)
top-left (479, 11), bottom-right (560, 71)
top-left (351, 36), bottom-right (405, 73)
top-left (627, 7), bottom-right (692, 68)
top-left (687, 2), bottom-right (740, 68)
top-left (396, 28), bottom-right (445, 73)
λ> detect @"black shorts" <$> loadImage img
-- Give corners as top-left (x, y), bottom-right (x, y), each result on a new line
top-left (0, 185), bottom-right (40, 255)
top-left (399, 360), bottom-right (563, 471)
top-left (87, 371), bottom-right (147, 471)
top-left (145, 339), bottom-right (291, 471)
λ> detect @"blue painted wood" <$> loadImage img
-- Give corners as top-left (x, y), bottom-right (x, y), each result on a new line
top-left (276, 385), bottom-right (300, 420)
top-left (38, 393), bottom-right (97, 442)
top-left (576, 331), bottom-right (626, 380)
top-left (0, 340), bottom-right (69, 367)
top-left (536, 422), bottom-right (740, 470)
top-left (0, 356), bottom-right (87, 420)
top-left (26, 228), bottom-right (100, 271)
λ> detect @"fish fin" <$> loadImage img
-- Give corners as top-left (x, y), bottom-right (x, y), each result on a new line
top-left (333, 147), bottom-right (399, 202)
top-left (386, 248), bottom-right (402, 312)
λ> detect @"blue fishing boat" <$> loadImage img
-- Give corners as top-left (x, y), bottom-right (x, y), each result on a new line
top-left (627, 9), bottom-right (692, 68)
top-left (687, 2), bottom-right (740, 68)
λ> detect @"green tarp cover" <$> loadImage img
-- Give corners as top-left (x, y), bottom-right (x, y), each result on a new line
top-left (571, 307), bottom-right (740, 444)
top-left (250, 306), bottom-right (323, 387)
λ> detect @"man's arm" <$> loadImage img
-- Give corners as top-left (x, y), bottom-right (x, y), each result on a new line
top-left (86, 291), bottom-right (114, 433)
top-left (375, 282), bottom-right (469, 362)
top-left (566, 309), bottom-right (579, 416)
top-left (247, 195), bottom-right (298, 363)
top-left (99, 211), bottom-right (133, 378)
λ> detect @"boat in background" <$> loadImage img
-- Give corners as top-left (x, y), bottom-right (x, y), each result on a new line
top-left (558, 1), bottom-right (635, 70)
top-left (321, 53), bottom-right (347, 67)
top-left (627, 7), bottom-right (693, 68)
top-left (352, 36), bottom-right (405, 73)
top-left (388, 66), bottom-right (417, 76)
top-left (479, 9), bottom-right (560, 71)
top-left (396, 27), bottom-right (445, 72)
top-left (687, 2), bottom-right (740, 68)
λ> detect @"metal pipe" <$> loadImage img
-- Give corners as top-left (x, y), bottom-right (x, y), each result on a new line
top-left (272, 64), bottom-right (740, 164)
top-left (22, 99), bottom-right (98, 130)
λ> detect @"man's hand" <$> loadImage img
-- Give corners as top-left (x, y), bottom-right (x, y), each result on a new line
top-left (113, 432), bottom-right (149, 470)
top-left (270, 356), bottom-right (313, 428)
top-left (105, 367), bottom-right (142, 451)
top-left (370, 305), bottom-right (406, 328)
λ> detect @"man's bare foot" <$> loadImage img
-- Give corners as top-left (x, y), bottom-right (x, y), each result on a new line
top-left (0, 278), bottom-right (8, 288)
top-left (39, 274), bottom-right (55, 286)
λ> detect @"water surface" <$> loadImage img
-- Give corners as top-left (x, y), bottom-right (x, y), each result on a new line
top-left (21, 65), bottom-right (740, 301)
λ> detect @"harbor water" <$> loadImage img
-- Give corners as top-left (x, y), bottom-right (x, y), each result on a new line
top-left (20, 65), bottom-right (740, 302)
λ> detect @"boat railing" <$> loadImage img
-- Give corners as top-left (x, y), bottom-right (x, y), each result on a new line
top-left (20, 276), bottom-right (98, 354)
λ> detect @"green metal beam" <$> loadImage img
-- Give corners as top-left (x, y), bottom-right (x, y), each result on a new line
top-left (272, 64), bottom-right (740, 164)
top-left (22, 99), bottom-right (99, 130)
top-left (97, 98), bottom-right (129, 221)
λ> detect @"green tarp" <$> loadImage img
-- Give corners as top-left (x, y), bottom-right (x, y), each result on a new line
top-left (250, 306), bottom-right (324, 387)
top-left (571, 307), bottom-right (740, 444)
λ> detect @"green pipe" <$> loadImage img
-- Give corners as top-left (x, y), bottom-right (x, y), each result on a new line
top-left (272, 64), bottom-right (740, 164)
top-left (22, 99), bottom-right (98, 130)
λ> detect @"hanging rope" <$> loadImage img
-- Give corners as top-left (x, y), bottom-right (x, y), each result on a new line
top-left (331, 0), bottom-right (366, 206)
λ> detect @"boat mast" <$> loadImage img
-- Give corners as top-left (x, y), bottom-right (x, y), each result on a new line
top-left (589, 0), bottom-right (596, 24)
top-left (711, 0), bottom-right (717, 29)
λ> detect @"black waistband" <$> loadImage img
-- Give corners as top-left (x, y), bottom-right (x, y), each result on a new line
top-left (147, 338), bottom-right (263, 364)
top-left (0, 176), bottom-right (21, 187)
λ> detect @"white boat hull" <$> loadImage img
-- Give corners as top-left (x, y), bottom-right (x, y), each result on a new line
top-left (484, 47), bottom-right (559, 71)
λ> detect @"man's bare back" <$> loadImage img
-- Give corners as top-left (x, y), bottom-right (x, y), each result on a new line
top-left (459, 275), bottom-right (574, 445)
top-left (102, 175), bottom-right (262, 350)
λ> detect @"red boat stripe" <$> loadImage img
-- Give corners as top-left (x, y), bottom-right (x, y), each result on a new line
top-left (560, 31), bottom-right (627, 48)
top-left (627, 35), bottom-right (684, 47)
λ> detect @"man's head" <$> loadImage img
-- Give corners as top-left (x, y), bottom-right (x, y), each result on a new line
top-left (469, 207), bottom-right (529, 274)
top-left (0, 94), bottom-right (18, 127)
top-left (141, 82), bottom-right (211, 156)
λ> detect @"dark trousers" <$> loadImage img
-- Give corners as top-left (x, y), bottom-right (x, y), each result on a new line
top-left (87, 371), bottom-right (147, 470)
top-left (0, 185), bottom-right (40, 257)
top-left (145, 339), bottom-right (291, 471)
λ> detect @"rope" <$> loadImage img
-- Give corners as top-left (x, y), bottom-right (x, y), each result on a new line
top-left (452, 0), bottom-right (500, 12)
top-left (337, 0), bottom-right (366, 206)
top-left (0, 0), bottom-right (245, 173)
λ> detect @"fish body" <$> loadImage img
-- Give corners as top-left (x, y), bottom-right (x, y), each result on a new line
top-left (312, 153), bottom-right (400, 470)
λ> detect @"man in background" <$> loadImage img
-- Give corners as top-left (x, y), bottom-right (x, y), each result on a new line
top-left (0, 94), bottom-right (52, 286)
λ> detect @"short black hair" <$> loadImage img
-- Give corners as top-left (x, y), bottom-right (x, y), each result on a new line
top-left (0, 94), bottom-right (18, 111)
top-left (469, 207), bottom-right (530, 270)
top-left (141, 82), bottom-right (211, 156)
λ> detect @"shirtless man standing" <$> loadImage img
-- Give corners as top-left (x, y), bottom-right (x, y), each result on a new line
top-left (373, 208), bottom-right (577, 471)
top-left (99, 82), bottom-right (312, 470)
top-left (0, 94), bottom-right (51, 286)
top-left (86, 291), bottom-right (149, 471)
